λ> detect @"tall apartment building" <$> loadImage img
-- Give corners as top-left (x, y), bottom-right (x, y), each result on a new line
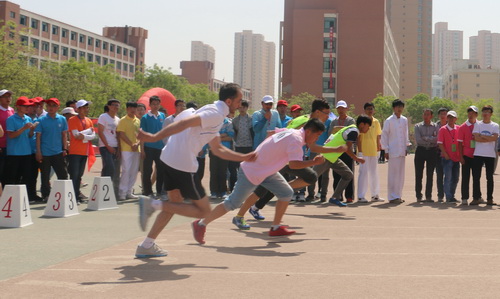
top-left (432, 22), bottom-right (463, 75)
top-left (442, 59), bottom-right (500, 102)
top-left (470, 30), bottom-right (500, 70)
top-left (280, 0), bottom-right (400, 114)
top-left (191, 41), bottom-right (215, 64)
top-left (234, 30), bottom-right (275, 110)
top-left (387, 0), bottom-right (432, 99)
top-left (0, 0), bottom-right (147, 79)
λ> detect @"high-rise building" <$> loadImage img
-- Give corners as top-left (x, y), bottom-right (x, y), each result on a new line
top-left (234, 30), bottom-right (275, 110)
top-left (442, 59), bottom-right (500, 102)
top-left (432, 22), bottom-right (463, 75)
top-left (191, 41), bottom-right (215, 64)
top-left (470, 30), bottom-right (500, 70)
top-left (387, 0), bottom-right (432, 99)
top-left (280, 0), bottom-right (400, 114)
top-left (0, 0), bottom-right (147, 79)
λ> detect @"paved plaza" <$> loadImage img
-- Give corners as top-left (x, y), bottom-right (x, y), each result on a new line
top-left (2, 156), bottom-right (500, 298)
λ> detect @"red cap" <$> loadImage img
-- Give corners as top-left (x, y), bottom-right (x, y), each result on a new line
top-left (16, 96), bottom-right (33, 106)
top-left (32, 96), bottom-right (44, 104)
top-left (44, 98), bottom-right (60, 106)
top-left (277, 99), bottom-right (288, 107)
top-left (290, 104), bottom-right (303, 112)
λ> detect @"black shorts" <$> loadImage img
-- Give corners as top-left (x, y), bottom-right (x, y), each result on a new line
top-left (163, 164), bottom-right (206, 200)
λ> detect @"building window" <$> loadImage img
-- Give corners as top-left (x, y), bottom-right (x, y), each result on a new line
top-left (116, 61), bottom-right (122, 70)
top-left (323, 37), bottom-right (337, 53)
top-left (62, 29), bottom-right (68, 38)
top-left (323, 57), bottom-right (336, 73)
top-left (87, 53), bottom-right (93, 62)
top-left (324, 17), bottom-right (337, 33)
top-left (110, 59), bottom-right (115, 65)
top-left (123, 63), bottom-right (128, 72)
top-left (70, 31), bottom-right (76, 40)
top-left (71, 49), bottom-right (77, 58)
top-left (95, 55), bottom-right (101, 65)
top-left (29, 58), bottom-right (38, 67)
top-left (322, 77), bottom-right (336, 93)
top-left (79, 51), bottom-right (85, 58)
top-left (32, 38), bottom-right (39, 49)
top-left (110, 44), bottom-right (115, 52)
top-left (20, 35), bottom-right (28, 45)
top-left (95, 39), bottom-right (101, 48)
top-left (79, 34), bottom-right (85, 43)
top-left (87, 37), bottom-right (93, 46)
top-left (123, 48), bottom-right (128, 56)
top-left (130, 50), bottom-right (134, 58)
top-left (62, 47), bottom-right (68, 57)
top-left (102, 42), bottom-right (108, 50)
top-left (42, 22), bottom-right (49, 32)
top-left (130, 65), bottom-right (134, 73)
top-left (52, 25), bottom-right (59, 35)
top-left (31, 19), bottom-right (39, 29)
top-left (52, 44), bottom-right (59, 54)
top-left (117, 46), bottom-right (122, 54)
top-left (103, 58), bottom-right (108, 65)
top-left (20, 15), bottom-right (27, 26)
top-left (41, 41), bottom-right (49, 52)
top-left (10, 11), bottom-right (15, 18)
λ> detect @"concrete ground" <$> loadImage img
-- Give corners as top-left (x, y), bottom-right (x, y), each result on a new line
top-left (1, 156), bottom-right (500, 298)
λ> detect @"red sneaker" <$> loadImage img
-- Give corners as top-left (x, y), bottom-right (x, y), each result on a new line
top-left (346, 198), bottom-right (353, 203)
top-left (269, 225), bottom-right (296, 236)
top-left (192, 219), bottom-right (206, 244)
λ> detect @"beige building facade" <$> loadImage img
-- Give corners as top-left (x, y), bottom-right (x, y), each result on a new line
top-left (433, 22), bottom-right (463, 75)
top-left (470, 30), bottom-right (500, 70)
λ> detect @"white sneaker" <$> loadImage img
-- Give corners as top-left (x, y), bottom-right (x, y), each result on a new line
top-left (139, 196), bottom-right (155, 231)
top-left (127, 193), bottom-right (139, 199)
top-left (135, 243), bottom-right (168, 258)
top-left (371, 196), bottom-right (385, 202)
top-left (297, 194), bottom-right (306, 202)
top-left (358, 198), bottom-right (369, 203)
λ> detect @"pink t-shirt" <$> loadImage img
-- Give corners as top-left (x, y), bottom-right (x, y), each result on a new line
top-left (241, 128), bottom-right (305, 185)
top-left (0, 106), bottom-right (14, 148)
top-left (457, 121), bottom-right (475, 158)
top-left (437, 124), bottom-right (460, 162)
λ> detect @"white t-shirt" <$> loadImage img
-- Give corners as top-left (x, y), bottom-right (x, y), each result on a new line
top-left (97, 113), bottom-right (120, 147)
top-left (161, 101), bottom-right (229, 173)
top-left (472, 120), bottom-right (499, 158)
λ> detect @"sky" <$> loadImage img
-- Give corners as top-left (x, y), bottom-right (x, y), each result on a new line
top-left (11, 0), bottom-right (500, 94)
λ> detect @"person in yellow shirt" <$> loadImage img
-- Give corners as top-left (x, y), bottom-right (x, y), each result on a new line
top-left (357, 102), bottom-right (384, 203)
top-left (117, 102), bottom-right (140, 201)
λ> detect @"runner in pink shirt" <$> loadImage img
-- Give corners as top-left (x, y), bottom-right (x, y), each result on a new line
top-left (437, 111), bottom-right (460, 203)
top-left (457, 106), bottom-right (478, 205)
top-left (191, 119), bottom-right (346, 243)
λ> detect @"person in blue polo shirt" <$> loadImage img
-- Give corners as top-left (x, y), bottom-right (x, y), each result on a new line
top-left (35, 98), bottom-right (69, 200)
top-left (140, 96), bottom-right (166, 197)
top-left (3, 96), bottom-right (38, 201)
top-left (252, 95), bottom-right (282, 148)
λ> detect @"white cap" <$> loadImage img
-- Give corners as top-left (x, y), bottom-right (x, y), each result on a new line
top-left (0, 89), bottom-right (12, 97)
top-left (75, 99), bottom-right (91, 109)
top-left (61, 107), bottom-right (78, 115)
top-left (467, 105), bottom-right (479, 113)
top-left (261, 95), bottom-right (274, 104)
top-left (336, 100), bottom-right (347, 108)
top-left (447, 110), bottom-right (457, 118)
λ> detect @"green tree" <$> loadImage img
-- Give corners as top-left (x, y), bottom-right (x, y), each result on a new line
top-left (286, 92), bottom-right (317, 114)
top-left (371, 94), bottom-right (395, 123)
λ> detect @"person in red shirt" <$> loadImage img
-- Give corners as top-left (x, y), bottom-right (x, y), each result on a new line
top-left (437, 111), bottom-right (460, 203)
top-left (0, 90), bottom-right (14, 186)
top-left (457, 106), bottom-right (478, 205)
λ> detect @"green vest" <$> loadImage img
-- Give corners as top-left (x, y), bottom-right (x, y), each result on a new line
top-left (322, 124), bottom-right (356, 163)
top-left (286, 115), bottom-right (309, 129)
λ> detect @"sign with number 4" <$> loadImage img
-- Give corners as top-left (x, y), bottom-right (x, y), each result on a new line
top-left (44, 180), bottom-right (79, 218)
top-left (87, 177), bottom-right (118, 211)
top-left (0, 185), bottom-right (33, 228)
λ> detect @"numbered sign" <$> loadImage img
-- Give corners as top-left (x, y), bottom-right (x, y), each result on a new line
top-left (0, 185), bottom-right (33, 228)
top-left (44, 180), bottom-right (79, 217)
top-left (87, 177), bottom-right (118, 211)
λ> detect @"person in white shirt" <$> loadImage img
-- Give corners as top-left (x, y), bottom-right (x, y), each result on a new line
top-left (381, 99), bottom-right (411, 204)
top-left (470, 105), bottom-right (499, 205)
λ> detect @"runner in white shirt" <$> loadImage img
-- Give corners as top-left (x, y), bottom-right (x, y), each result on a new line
top-left (135, 83), bottom-right (257, 258)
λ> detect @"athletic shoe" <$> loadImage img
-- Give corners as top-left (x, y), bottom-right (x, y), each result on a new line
top-left (346, 198), bottom-right (353, 203)
top-left (389, 198), bottom-right (405, 204)
top-left (297, 194), bottom-right (306, 202)
top-left (315, 192), bottom-right (322, 199)
top-left (269, 225), bottom-right (296, 236)
top-left (139, 196), bottom-right (155, 231)
top-left (358, 198), bottom-right (369, 203)
top-left (249, 207), bottom-right (265, 220)
top-left (232, 216), bottom-right (251, 230)
top-left (461, 200), bottom-right (468, 206)
top-left (447, 198), bottom-right (459, 203)
top-left (487, 200), bottom-right (497, 206)
top-left (469, 199), bottom-right (480, 205)
top-left (135, 244), bottom-right (168, 258)
top-left (416, 198), bottom-right (422, 203)
top-left (371, 196), bottom-right (385, 202)
top-left (437, 198), bottom-right (444, 203)
top-left (329, 198), bottom-right (347, 207)
top-left (192, 219), bottom-right (206, 245)
top-left (320, 196), bottom-right (326, 202)
top-left (127, 193), bottom-right (139, 199)
top-left (424, 198), bottom-right (434, 203)
top-left (306, 195), bottom-right (315, 201)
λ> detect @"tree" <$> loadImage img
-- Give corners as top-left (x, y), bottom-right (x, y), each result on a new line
top-left (286, 92), bottom-right (317, 114)
top-left (371, 94), bottom-right (395, 123)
